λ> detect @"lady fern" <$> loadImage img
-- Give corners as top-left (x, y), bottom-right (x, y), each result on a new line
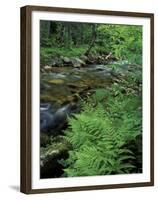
top-left (61, 85), bottom-right (142, 177)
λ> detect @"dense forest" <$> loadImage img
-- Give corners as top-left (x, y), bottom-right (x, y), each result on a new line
top-left (40, 21), bottom-right (142, 66)
top-left (40, 20), bottom-right (142, 178)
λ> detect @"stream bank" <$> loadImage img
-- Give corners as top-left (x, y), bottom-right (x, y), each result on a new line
top-left (40, 62), bottom-right (141, 178)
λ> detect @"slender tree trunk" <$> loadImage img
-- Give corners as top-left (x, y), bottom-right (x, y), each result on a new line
top-left (84, 24), bottom-right (96, 56)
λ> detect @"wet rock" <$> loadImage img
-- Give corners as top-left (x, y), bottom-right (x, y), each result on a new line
top-left (40, 103), bottom-right (80, 134)
top-left (40, 103), bottom-right (52, 111)
top-left (91, 65), bottom-right (107, 71)
top-left (48, 79), bottom-right (65, 84)
top-left (40, 136), bottom-right (71, 178)
top-left (86, 55), bottom-right (96, 64)
top-left (51, 61), bottom-right (56, 67)
top-left (40, 83), bottom-right (51, 92)
top-left (80, 55), bottom-right (88, 62)
top-left (67, 83), bottom-right (78, 89)
top-left (40, 110), bottom-right (55, 133)
top-left (96, 55), bottom-right (106, 64)
top-left (61, 56), bottom-right (71, 65)
top-left (71, 57), bottom-right (86, 68)
top-left (40, 133), bottom-right (51, 147)
top-left (40, 94), bottom-right (56, 104)
top-left (43, 65), bottom-right (52, 72)
top-left (51, 57), bottom-right (63, 67)
top-left (51, 73), bottom-right (66, 79)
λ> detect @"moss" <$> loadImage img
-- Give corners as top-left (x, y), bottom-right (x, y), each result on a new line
top-left (48, 79), bottom-right (64, 84)
top-left (40, 133), bottom-right (51, 147)
top-left (41, 136), bottom-right (71, 159)
top-left (40, 94), bottom-right (55, 103)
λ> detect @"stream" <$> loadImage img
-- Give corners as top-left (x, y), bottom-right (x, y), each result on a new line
top-left (40, 64), bottom-right (114, 107)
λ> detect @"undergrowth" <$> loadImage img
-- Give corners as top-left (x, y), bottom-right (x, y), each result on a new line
top-left (59, 80), bottom-right (142, 177)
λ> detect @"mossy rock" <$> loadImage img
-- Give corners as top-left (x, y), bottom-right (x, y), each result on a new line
top-left (48, 79), bottom-right (64, 84)
top-left (41, 136), bottom-right (71, 158)
top-left (40, 133), bottom-right (51, 147)
top-left (40, 94), bottom-right (55, 103)
top-left (40, 136), bottom-right (71, 178)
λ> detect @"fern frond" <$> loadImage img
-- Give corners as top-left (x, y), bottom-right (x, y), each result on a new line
top-left (60, 82), bottom-right (142, 176)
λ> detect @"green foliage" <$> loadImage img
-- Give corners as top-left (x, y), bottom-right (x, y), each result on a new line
top-left (61, 82), bottom-right (142, 176)
top-left (40, 21), bottom-right (142, 65)
top-left (97, 25), bottom-right (142, 64)
top-left (40, 46), bottom-right (88, 65)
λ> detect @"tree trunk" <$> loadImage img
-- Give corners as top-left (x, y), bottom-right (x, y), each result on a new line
top-left (84, 24), bottom-right (96, 56)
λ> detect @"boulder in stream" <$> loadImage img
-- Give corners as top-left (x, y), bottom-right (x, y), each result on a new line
top-left (40, 103), bottom-right (80, 134)
top-left (71, 57), bottom-right (86, 68)
top-left (61, 56), bottom-right (71, 65)
top-left (43, 65), bottom-right (52, 72)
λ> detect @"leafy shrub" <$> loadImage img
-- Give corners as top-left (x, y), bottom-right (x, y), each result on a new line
top-left (97, 25), bottom-right (142, 64)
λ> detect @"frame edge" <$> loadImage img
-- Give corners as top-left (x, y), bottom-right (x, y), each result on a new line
top-left (22, 5), bottom-right (154, 18)
top-left (150, 13), bottom-right (154, 186)
top-left (20, 6), bottom-right (32, 194)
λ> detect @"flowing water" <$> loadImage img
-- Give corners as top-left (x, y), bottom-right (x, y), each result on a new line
top-left (40, 64), bottom-right (114, 110)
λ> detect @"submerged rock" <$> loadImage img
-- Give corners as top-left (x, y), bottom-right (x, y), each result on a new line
top-left (40, 83), bottom-right (51, 92)
top-left (40, 103), bottom-right (80, 134)
top-left (40, 103), bottom-right (52, 111)
top-left (48, 79), bottom-right (65, 84)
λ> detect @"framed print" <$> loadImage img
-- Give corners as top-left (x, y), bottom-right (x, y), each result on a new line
top-left (20, 5), bottom-right (154, 194)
